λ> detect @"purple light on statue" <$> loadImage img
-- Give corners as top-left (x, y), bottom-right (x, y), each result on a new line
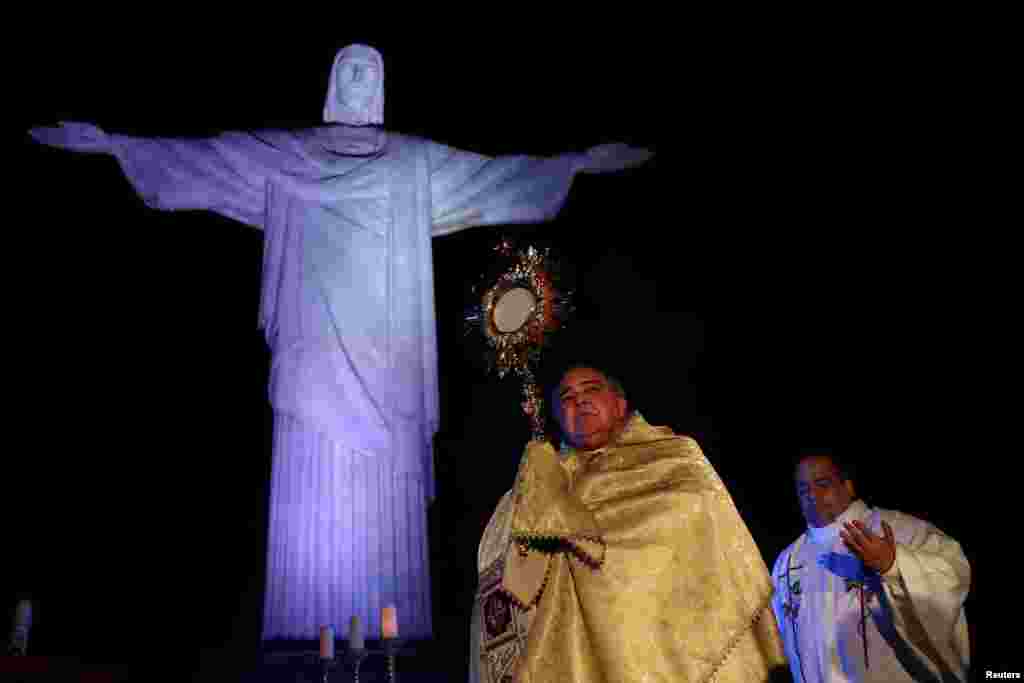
top-left (28, 44), bottom-right (652, 641)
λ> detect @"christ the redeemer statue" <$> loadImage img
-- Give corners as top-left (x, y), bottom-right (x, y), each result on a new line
top-left (29, 44), bottom-right (651, 641)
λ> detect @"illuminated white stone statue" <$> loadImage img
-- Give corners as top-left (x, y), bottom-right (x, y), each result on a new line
top-left (29, 44), bottom-right (652, 640)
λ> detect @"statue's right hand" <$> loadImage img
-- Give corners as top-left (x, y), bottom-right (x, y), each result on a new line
top-left (28, 121), bottom-right (110, 154)
top-left (580, 143), bottom-right (654, 174)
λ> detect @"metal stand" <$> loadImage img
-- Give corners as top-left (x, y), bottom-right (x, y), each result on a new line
top-left (521, 369), bottom-right (546, 441)
top-left (382, 639), bottom-right (405, 683)
top-left (345, 648), bottom-right (368, 683)
top-left (318, 656), bottom-right (338, 682)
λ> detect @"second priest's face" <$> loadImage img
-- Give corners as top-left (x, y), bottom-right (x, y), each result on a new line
top-left (795, 455), bottom-right (856, 528)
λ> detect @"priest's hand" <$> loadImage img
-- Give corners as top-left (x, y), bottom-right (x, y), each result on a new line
top-left (579, 143), bottom-right (654, 173)
top-left (840, 520), bottom-right (896, 574)
top-left (28, 122), bottom-right (110, 154)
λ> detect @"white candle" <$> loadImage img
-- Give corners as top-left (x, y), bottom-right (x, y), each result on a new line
top-left (319, 625), bottom-right (335, 659)
top-left (10, 599), bottom-right (32, 654)
top-left (15, 600), bottom-right (32, 627)
top-left (348, 615), bottom-right (364, 650)
top-left (381, 606), bottom-right (398, 639)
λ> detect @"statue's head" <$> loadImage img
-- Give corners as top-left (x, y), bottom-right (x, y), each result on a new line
top-left (324, 44), bottom-right (384, 126)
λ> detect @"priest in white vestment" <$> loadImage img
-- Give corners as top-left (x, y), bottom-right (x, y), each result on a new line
top-left (772, 452), bottom-right (970, 683)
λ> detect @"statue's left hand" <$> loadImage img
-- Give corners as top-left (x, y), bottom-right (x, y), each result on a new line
top-left (580, 143), bottom-right (654, 174)
top-left (28, 121), bottom-right (110, 154)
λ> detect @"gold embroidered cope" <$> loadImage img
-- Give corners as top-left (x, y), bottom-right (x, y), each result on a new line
top-left (474, 414), bottom-right (786, 682)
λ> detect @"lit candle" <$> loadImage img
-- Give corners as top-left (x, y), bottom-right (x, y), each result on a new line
top-left (381, 605), bottom-right (398, 639)
top-left (319, 625), bottom-right (335, 659)
top-left (348, 615), bottom-right (364, 651)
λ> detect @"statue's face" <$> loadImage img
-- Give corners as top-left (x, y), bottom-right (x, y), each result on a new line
top-left (335, 58), bottom-right (380, 112)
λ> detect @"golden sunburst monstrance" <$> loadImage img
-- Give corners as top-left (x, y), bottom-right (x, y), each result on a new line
top-left (464, 239), bottom-right (573, 440)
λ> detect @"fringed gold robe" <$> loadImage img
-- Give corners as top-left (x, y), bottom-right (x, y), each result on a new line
top-left (473, 414), bottom-right (786, 682)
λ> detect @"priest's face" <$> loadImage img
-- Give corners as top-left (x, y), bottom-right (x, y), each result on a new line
top-left (557, 368), bottom-right (628, 451)
top-left (795, 455), bottom-right (856, 528)
top-left (335, 58), bottom-right (379, 111)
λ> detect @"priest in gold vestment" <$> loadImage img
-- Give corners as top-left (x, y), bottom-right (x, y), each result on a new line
top-left (470, 366), bottom-right (787, 682)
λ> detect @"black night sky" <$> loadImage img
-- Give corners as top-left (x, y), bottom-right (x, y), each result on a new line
top-left (8, 27), bottom-right (994, 681)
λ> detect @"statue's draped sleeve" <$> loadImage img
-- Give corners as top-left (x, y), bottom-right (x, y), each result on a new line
top-left (426, 141), bottom-right (583, 235)
top-left (108, 130), bottom-right (321, 230)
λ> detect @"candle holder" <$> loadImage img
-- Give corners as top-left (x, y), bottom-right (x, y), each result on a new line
top-left (345, 647), bottom-right (369, 683)
top-left (382, 638), bottom-right (405, 683)
top-left (317, 655), bottom-right (339, 683)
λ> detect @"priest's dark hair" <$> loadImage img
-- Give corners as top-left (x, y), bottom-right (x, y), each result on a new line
top-left (549, 362), bottom-right (627, 401)
top-left (793, 449), bottom-right (859, 486)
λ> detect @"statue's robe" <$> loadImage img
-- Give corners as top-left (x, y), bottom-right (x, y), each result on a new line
top-left (107, 124), bottom-right (585, 638)
top-left (472, 414), bottom-right (787, 682)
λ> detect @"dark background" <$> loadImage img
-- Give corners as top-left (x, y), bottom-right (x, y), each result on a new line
top-left (6, 24), bottom-right (996, 681)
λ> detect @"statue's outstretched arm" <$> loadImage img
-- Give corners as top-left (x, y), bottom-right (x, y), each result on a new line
top-left (29, 122), bottom-right (270, 229)
top-left (429, 141), bottom-right (654, 236)
top-left (29, 122), bottom-right (111, 155)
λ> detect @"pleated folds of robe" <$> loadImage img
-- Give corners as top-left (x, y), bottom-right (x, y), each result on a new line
top-left (473, 414), bottom-right (787, 682)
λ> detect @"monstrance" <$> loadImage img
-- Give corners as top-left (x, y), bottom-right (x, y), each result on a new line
top-left (464, 239), bottom-right (573, 440)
